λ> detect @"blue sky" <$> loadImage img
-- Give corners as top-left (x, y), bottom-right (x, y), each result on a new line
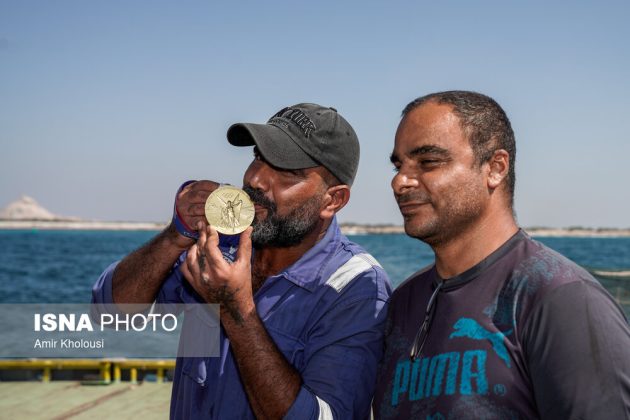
top-left (1, 1), bottom-right (628, 227)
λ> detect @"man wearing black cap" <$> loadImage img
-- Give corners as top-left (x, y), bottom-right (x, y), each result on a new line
top-left (92, 103), bottom-right (392, 419)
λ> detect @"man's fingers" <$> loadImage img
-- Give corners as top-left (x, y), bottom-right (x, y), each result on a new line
top-left (197, 222), bottom-right (207, 251)
top-left (188, 181), bottom-right (220, 202)
top-left (187, 217), bottom-right (208, 230)
top-left (190, 180), bottom-right (220, 191)
top-left (236, 227), bottom-right (253, 265)
top-left (176, 181), bottom-right (220, 231)
top-left (189, 190), bottom-right (211, 203)
top-left (203, 225), bottom-right (226, 265)
top-left (180, 258), bottom-right (193, 282)
top-left (185, 246), bottom-right (201, 283)
top-left (195, 223), bottom-right (209, 273)
top-left (186, 203), bottom-right (207, 215)
top-left (179, 180), bottom-right (220, 205)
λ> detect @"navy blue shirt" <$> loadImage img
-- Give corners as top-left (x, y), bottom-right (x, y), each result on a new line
top-left (93, 218), bottom-right (392, 419)
top-left (374, 230), bottom-right (630, 419)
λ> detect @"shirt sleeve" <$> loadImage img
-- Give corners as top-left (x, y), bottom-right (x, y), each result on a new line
top-left (522, 279), bottom-right (630, 419)
top-left (284, 268), bottom-right (391, 420)
top-left (91, 261), bottom-right (120, 308)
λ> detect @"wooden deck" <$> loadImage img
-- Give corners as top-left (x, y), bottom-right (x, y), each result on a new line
top-left (0, 382), bottom-right (172, 419)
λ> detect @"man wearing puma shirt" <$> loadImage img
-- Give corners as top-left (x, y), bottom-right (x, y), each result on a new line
top-left (373, 91), bottom-right (630, 419)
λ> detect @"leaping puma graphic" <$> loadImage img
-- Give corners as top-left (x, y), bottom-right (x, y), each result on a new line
top-left (449, 318), bottom-right (512, 368)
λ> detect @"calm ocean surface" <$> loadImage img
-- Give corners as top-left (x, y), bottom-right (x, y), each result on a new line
top-left (1, 230), bottom-right (629, 317)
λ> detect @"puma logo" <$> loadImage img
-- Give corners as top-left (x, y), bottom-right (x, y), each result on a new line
top-left (449, 318), bottom-right (512, 368)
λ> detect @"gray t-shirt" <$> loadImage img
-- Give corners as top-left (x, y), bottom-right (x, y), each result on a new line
top-left (373, 230), bottom-right (630, 419)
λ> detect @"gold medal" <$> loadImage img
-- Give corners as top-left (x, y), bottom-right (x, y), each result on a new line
top-left (204, 185), bottom-right (254, 235)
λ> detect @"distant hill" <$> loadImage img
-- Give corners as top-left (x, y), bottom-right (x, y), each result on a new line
top-left (0, 195), bottom-right (163, 230)
top-left (0, 196), bottom-right (63, 221)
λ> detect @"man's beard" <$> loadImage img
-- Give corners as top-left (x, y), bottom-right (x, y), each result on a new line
top-left (398, 181), bottom-right (485, 247)
top-left (243, 186), bottom-right (322, 248)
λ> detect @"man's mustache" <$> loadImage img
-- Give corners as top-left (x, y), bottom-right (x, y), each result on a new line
top-left (396, 192), bottom-right (432, 205)
top-left (242, 185), bottom-right (277, 212)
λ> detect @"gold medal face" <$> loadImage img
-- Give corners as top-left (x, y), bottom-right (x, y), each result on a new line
top-left (204, 185), bottom-right (254, 235)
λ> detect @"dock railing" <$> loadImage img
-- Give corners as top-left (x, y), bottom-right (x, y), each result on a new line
top-left (0, 359), bottom-right (176, 383)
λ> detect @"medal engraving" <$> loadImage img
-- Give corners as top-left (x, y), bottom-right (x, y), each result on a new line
top-left (204, 186), bottom-right (254, 235)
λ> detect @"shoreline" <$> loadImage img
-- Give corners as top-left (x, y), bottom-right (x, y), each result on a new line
top-left (1, 220), bottom-right (630, 238)
top-left (0, 220), bottom-right (165, 231)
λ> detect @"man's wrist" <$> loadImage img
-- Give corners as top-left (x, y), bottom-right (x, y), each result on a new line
top-left (171, 180), bottom-right (200, 240)
top-left (220, 298), bottom-right (256, 326)
top-left (164, 222), bottom-right (195, 250)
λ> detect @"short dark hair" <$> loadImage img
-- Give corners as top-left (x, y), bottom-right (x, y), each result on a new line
top-left (402, 91), bottom-right (516, 207)
top-left (321, 168), bottom-right (342, 188)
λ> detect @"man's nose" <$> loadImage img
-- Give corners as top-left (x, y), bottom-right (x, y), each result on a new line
top-left (244, 161), bottom-right (271, 192)
top-left (391, 169), bottom-right (419, 196)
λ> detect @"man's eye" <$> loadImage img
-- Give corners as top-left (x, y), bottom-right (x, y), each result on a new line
top-left (284, 169), bottom-right (304, 177)
top-left (421, 159), bottom-right (439, 166)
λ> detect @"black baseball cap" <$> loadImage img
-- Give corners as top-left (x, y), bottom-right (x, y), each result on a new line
top-left (226, 103), bottom-right (360, 186)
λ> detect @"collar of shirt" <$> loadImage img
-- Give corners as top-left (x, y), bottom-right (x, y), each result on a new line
top-left (262, 216), bottom-right (342, 294)
top-left (430, 228), bottom-right (527, 292)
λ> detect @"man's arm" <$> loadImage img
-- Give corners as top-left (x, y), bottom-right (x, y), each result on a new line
top-left (221, 304), bottom-right (303, 418)
top-left (182, 225), bottom-right (390, 418)
top-left (110, 180), bottom-right (219, 304)
top-left (181, 225), bottom-right (300, 417)
top-left (112, 223), bottom-right (192, 304)
top-left (523, 279), bottom-right (630, 419)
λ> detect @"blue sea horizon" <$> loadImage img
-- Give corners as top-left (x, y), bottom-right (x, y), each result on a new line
top-left (1, 229), bottom-right (629, 318)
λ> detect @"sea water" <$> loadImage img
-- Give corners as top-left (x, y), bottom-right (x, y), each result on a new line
top-left (0, 230), bottom-right (629, 317)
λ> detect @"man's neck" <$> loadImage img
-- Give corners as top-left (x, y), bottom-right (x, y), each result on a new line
top-left (251, 219), bottom-right (331, 290)
top-left (433, 209), bottom-right (518, 279)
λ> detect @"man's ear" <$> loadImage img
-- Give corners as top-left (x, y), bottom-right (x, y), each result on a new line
top-left (487, 149), bottom-right (510, 190)
top-left (320, 185), bottom-right (351, 219)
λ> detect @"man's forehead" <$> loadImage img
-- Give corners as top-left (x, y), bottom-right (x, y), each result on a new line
top-left (398, 102), bottom-right (459, 135)
top-left (393, 103), bottom-right (465, 155)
